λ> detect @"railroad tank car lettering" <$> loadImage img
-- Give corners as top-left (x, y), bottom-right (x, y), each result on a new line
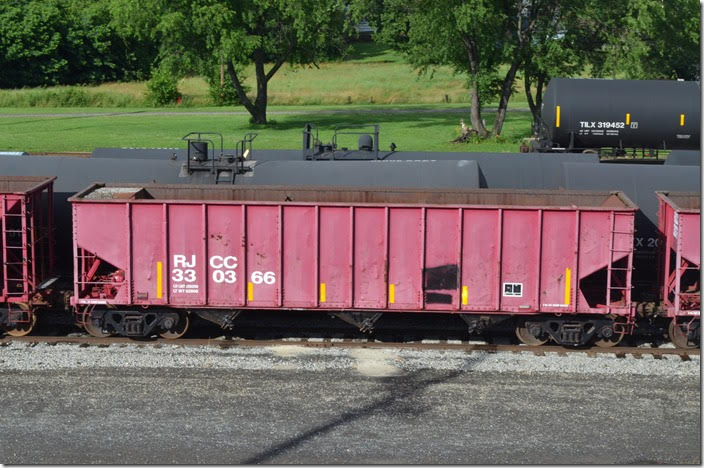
top-left (634, 237), bottom-right (660, 249)
top-left (580, 121), bottom-right (626, 130)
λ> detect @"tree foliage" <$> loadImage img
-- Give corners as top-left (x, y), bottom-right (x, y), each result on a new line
top-left (358, 0), bottom-right (700, 139)
top-left (0, 0), bottom-right (155, 88)
top-left (111, 0), bottom-right (352, 123)
top-left (364, 0), bottom-right (564, 137)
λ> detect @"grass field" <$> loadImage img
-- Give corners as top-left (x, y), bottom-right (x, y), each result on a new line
top-left (0, 42), bottom-right (533, 153)
top-left (0, 43), bottom-right (530, 108)
top-left (0, 105), bottom-right (531, 153)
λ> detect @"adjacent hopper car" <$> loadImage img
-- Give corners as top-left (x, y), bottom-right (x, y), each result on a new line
top-left (656, 192), bottom-right (701, 348)
top-left (0, 176), bottom-right (56, 336)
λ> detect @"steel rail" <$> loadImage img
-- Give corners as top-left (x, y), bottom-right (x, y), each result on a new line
top-left (0, 335), bottom-right (698, 360)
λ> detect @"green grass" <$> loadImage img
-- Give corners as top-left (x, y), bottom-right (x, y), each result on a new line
top-left (0, 42), bottom-right (535, 152)
top-left (0, 105), bottom-right (531, 153)
top-left (0, 43), bottom-right (533, 108)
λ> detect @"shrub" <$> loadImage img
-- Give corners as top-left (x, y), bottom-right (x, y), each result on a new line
top-left (206, 66), bottom-right (246, 106)
top-left (146, 68), bottom-right (181, 106)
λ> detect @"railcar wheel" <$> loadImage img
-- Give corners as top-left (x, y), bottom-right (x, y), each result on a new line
top-left (515, 319), bottom-right (548, 346)
top-left (160, 313), bottom-right (189, 340)
top-left (669, 320), bottom-right (696, 349)
top-left (84, 317), bottom-right (111, 338)
top-left (5, 313), bottom-right (37, 337)
top-left (593, 330), bottom-right (625, 348)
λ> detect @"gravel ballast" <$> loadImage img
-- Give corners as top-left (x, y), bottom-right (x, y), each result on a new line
top-left (0, 341), bottom-right (699, 376)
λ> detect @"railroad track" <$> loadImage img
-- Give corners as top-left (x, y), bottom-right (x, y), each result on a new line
top-left (0, 335), bottom-right (698, 361)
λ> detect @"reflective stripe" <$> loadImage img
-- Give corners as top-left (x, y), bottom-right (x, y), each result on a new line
top-left (388, 283), bottom-right (395, 304)
top-left (156, 261), bottom-right (163, 299)
top-left (564, 268), bottom-right (571, 306)
top-left (247, 282), bottom-right (253, 301)
top-left (625, 113), bottom-right (630, 125)
top-left (320, 283), bottom-right (326, 303)
top-left (680, 114), bottom-right (685, 126)
top-left (556, 106), bottom-right (561, 128)
top-left (461, 285), bottom-right (468, 305)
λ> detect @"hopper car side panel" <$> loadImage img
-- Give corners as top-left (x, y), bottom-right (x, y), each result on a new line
top-left (657, 192), bottom-right (701, 318)
top-left (71, 186), bottom-right (636, 320)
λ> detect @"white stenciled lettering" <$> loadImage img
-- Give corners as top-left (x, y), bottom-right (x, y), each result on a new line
top-left (209, 255), bottom-right (238, 269)
top-left (174, 254), bottom-right (196, 268)
top-left (251, 271), bottom-right (276, 285)
top-left (210, 255), bottom-right (238, 283)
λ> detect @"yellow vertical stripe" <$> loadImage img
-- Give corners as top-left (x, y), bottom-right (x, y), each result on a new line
top-left (388, 283), bottom-right (395, 304)
top-left (625, 113), bottom-right (630, 125)
top-left (564, 268), bottom-right (571, 306)
top-left (555, 106), bottom-right (561, 128)
top-left (461, 286), bottom-right (468, 305)
top-left (156, 261), bottom-right (163, 299)
top-left (247, 282), bottom-right (253, 301)
top-left (319, 283), bottom-right (326, 303)
top-left (680, 114), bottom-right (685, 126)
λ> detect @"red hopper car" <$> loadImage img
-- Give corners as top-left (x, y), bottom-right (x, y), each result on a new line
top-left (0, 176), bottom-right (55, 336)
top-left (70, 184), bottom-right (637, 346)
top-left (657, 191), bottom-right (700, 347)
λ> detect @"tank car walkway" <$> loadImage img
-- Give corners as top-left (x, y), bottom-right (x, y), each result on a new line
top-left (0, 343), bottom-right (699, 464)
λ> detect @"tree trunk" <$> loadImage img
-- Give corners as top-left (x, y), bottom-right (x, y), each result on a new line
top-left (491, 60), bottom-right (521, 136)
top-left (468, 78), bottom-right (487, 137)
top-left (226, 60), bottom-right (258, 120)
top-left (524, 72), bottom-right (546, 136)
top-left (464, 39), bottom-right (488, 137)
top-left (226, 54), bottom-right (269, 124)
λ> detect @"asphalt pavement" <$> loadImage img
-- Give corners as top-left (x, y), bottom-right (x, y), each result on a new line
top-left (0, 345), bottom-right (699, 464)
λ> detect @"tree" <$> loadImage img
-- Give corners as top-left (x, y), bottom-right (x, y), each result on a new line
top-left (365, 0), bottom-right (561, 138)
top-left (0, 0), bottom-right (68, 87)
top-left (521, 4), bottom-right (586, 134)
top-left (579, 0), bottom-right (700, 81)
top-left (0, 0), bottom-right (154, 88)
top-left (111, 0), bottom-right (351, 123)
